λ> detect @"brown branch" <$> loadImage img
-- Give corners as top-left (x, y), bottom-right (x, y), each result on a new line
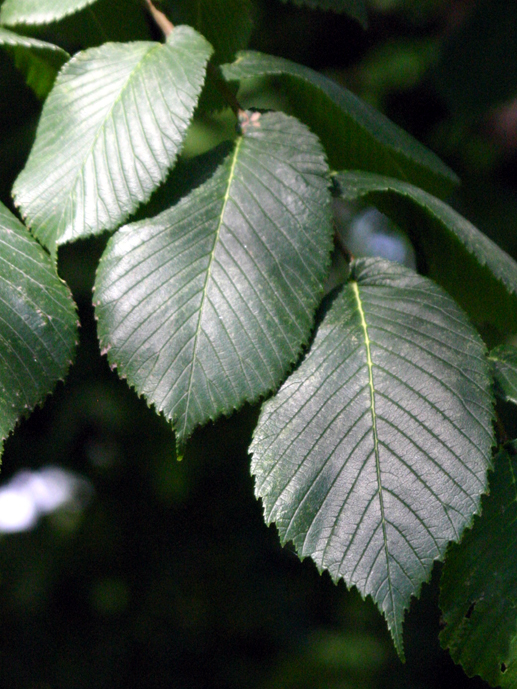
top-left (144, 0), bottom-right (174, 37)
top-left (206, 62), bottom-right (247, 121)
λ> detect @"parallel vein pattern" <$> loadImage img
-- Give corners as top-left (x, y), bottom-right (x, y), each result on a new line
top-left (250, 258), bottom-right (494, 656)
top-left (0, 0), bottom-right (100, 25)
top-left (222, 52), bottom-right (457, 198)
top-left (95, 112), bottom-right (333, 445)
top-left (13, 27), bottom-right (212, 257)
top-left (0, 202), bottom-right (77, 458)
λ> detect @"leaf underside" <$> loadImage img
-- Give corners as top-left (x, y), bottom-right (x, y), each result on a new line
top-left (13, 27), bottom-right (212, 257)
top-left (440, 444), bottom-right (517, 688)
top-left (0, 0), bottom-right (99, 25)
top-left (334, 170), bottom-right (517, 335)
top-left (279, 0), bottom-right (368, 26)
top-left (221, 51), bottom-right (458, 198)
top-left (0, 202), bottom-right (77, 458)
top-left (489, 345), bottom-right (517, 405)
top-left (0, 27), bottom-right (69, 99)
top-left (95, 111), bottom-right (334, 446)
top-left (250, 258), bottom-right (494, 657)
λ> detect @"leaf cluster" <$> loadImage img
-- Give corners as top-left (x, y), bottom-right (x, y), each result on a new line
top-left (1, 0), bottom-right (517, 684)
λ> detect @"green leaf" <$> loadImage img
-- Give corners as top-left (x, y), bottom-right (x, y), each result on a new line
top-left (162, 0), bottom-right (253, 63)
top-left (13, 27), bottom-right (212, 258)
top-left (333, 171), bottom-right (517, 335)
top-left (489, 345), bottom-right (517, 405)
top-left (440, 444), bottom-right (517, 687)
top-left (278, 0), bottom-right (368, 27)
top-left (250, 258), bottom-right (495, 657)
top-left (95, 112), bottom-right (333, 447)
top-left (221, 51), bottom-right (457, 198)
top-left (0, 202), bottom-right (77, 459)
top-left (0, 0), bottom-right (99, 25)
top-left (0, 27), bottom-right (69, 99)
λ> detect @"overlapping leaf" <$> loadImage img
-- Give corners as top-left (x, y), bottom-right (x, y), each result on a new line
top-left (13, 27), bottom-right (212, 258)
top-left (0, 202), bottom-right (77, 459)
top-left (0, 0), bottom-right (99, 25)
top-left (279, 0), bottom-right (367, 26)
top-left (440, 444), bottom-right (517, 687)
top-left (222, 52), bottom-right (457, 198)
top-left (489, 345), bottom-right (517, 405)
top-left (162, 0), bottom-right (253, 63)
top-left (334, 171), bottom-right (517, 334)
top-left (0, 27), bottom-right (69, 99)
top-left (250, 258), bottom-right (494, 656)
top-left (95, 111), bottom-right (333, 447)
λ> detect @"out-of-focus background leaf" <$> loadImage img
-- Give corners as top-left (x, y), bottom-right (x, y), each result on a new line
top-left (1, 0), bottom-right (516, 687)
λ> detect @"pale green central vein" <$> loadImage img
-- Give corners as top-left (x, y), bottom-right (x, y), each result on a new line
top-left (351, 281), bottom-right (398, 642)
top-left (180, 136), bottom-right (243, 440)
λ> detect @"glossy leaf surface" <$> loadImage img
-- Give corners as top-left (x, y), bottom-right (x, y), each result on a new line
top-left (440, 444), bottom-right (517, 687)
top-left (0, 0), bottom-right (98, 24)
top-left (95, 112), bottom-right (333, 446)
top-left (251, 258), bottom-right (494, 656)
top-left (489, 345), bottom-right (517, 405)
top-left (222, 51), bottom-right (457, 198)
top-left (0, 202), bottom-right (77, 458)
top-left (279, 0), bottom-right (367, 26)
top-left (0, 27), bottom-right (69, 99)
top-left (334, 171), bottom-right (517, 334)
top-left (13, 27), bottom-right (212, 257)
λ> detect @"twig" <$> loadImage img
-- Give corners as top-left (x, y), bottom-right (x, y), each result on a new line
top-left (334, 228), bottom-right (354, 263)
top-left (206, 63), bottom-right (248, 122)
top-left (144, 0), bottom-right (174, 37)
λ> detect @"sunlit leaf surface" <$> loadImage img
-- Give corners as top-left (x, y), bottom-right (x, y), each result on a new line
top-left (0, 0), bottom-right (99, 25)
top-left (95, 112), bottom-right (333, 446)
top-left (0, 202), bottom-right (77, 458)
top-left (251, 258), bottom-right (494, 656)
top-left (13, 27), bottom-right (212, 257)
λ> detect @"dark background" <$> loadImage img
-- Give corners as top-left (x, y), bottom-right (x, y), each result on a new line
top-left (0, 0), bottom-right (516, 686)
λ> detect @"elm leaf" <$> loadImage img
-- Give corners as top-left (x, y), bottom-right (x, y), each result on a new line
top-left (250, 258), bottom-right (495, 656)
top-left (13, 27), bottom-right (212, 257)
top-left (0, 202), bottom-right (77, 460)
top-left (94, 112), bottom-right (334, 447)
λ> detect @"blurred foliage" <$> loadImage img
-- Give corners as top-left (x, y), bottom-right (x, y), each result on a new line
top-left (1, 0), bottom-right (517, 686)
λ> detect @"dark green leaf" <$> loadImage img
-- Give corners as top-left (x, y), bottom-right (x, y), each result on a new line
top-left (13, 27), bottom-right (212, 258)
top-left (440, 444), bottom-right (517, 687)
top-left (489, 345), bottom-right (517, 405)
top-left (333, 171), bottom-right (517, 335)
top-left (0, 27), bottom-right (69, 99)
top-left (0, 0), bottom-right (99, 25)
top-left (162, 0), bottom-right (253, 63)
top-left (221, 51), bottom-right (458, 198)
top-left (0, 202), bottom-right (77, 459)
top-left (250, 258), bottom-right (494, 657)
top-left (95, 112), bottom-right (333, 447)
top-left (278, 0), bottom-right (367, 27)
